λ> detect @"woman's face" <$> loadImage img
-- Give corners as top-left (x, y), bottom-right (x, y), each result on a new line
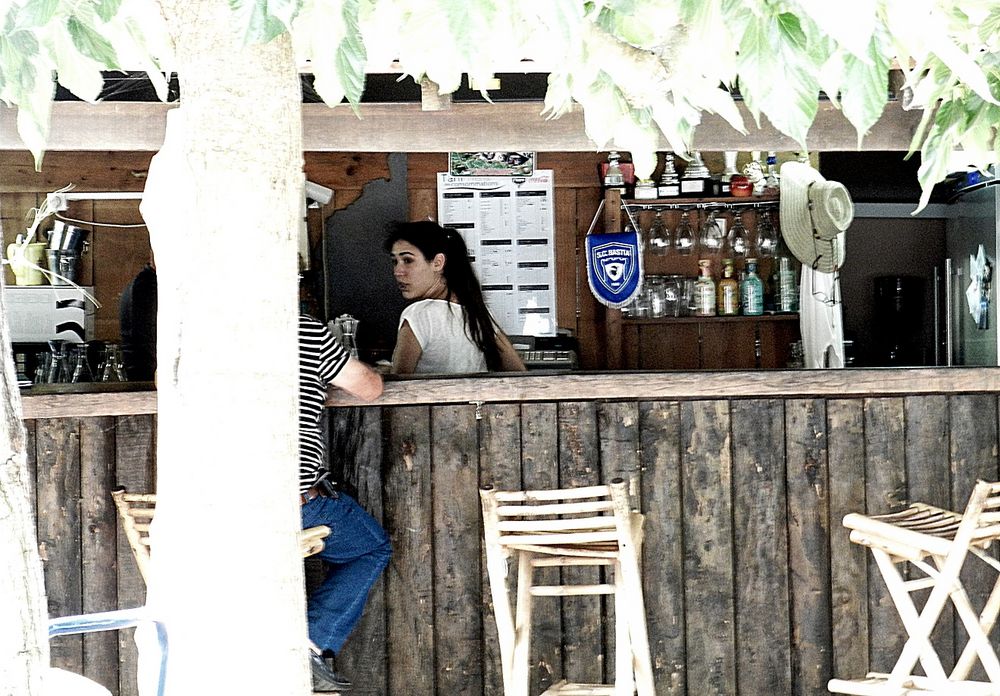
top-left (390, 240), bottom-right (445, 300)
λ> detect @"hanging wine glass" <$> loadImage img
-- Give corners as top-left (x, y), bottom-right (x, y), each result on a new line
top-left (674, 210), bottom-right (694, 255)
top-left (756, 208), bottom-right (779, 258)
top-left (729, 210), bottom-right (752, 257)
top-left (698, 209), bottom-right (724, 255)
top-left (647, 211), bottom-right (671, 256)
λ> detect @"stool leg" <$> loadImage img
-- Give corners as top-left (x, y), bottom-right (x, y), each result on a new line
top-left (512, 551), bottom-right (535, 696)
top-left (614, 561), bottom-right (634, 696)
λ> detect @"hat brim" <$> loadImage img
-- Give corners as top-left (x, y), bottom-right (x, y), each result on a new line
top-left (779, 162), bottom-right (846, 273)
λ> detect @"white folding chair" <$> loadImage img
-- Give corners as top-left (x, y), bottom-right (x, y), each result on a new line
top-left (829, 479), bottom-right (1000, 695)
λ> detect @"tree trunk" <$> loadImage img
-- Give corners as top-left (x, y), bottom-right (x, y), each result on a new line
top-left (0, 271), bottom-right (49, 695)
top-left (140, 1), bottom-right (307, 693)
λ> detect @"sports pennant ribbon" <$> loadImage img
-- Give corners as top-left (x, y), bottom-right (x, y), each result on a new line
top-left (585, 228), bottom-right (644, 309)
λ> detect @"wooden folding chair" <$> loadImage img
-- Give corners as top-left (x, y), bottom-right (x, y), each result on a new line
top-left (829, 479), bottom-right (1000, 695)
top-left (480, 478), bottom-right (654, 696)
top-left (111, 488), bottom-right (331, 584)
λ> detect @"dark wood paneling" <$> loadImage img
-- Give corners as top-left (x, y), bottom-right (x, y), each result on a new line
top-left (431, 404), bottom-right (483, 696)
top-left (336, 406), bottom-right (388, 695)
top-left (826, 399), bottom-right (868, 683)
top-left (681, 399), bottom-right (736, 696)
top-left (520, 402), bottom-right (561, 694)
top-left (477, 403), bottom-right (522, 696)
top-left (904, 395), bottom-right (954, 668)
top-left (732, 399), bottom-right (791, 695)
top-left (36, 418), bottom-right (84, 674)
top-left (701, 322), bottom-right (757, 370)
top-left (785, 399), bottom-right (831, 695)
top-left (114, 414), bottom-right (155, 696)
top-left (556, 401), bottom-right (604, 685)
top-left (383, 406), bottom-right (435, 696)
top-left (638, 401), bottom-right (685, 695)
top-left (949, 394), bottom-right (1000, 673)
top-left (863, 398), bottom-right (907, 674)
top-left (79, 417), bottom-right (119, 692)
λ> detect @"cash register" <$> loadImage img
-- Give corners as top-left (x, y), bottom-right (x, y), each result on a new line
top-left (510, 333), bottom-right (579, 371)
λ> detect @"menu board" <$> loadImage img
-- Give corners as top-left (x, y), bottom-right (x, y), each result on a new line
top-left (437, 171), bottom-right (557, 336)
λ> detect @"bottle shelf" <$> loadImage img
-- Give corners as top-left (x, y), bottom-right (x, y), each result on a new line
top-left (623, 313), bottom-right (799, 325)
top-left (624, 193), bottom-right (779, 207)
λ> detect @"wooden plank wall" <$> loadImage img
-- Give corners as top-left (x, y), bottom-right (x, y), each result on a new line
top-left (26, 414), bottom-right (156, 696)
top-left (329, 394), bottom-right (1000, 696)
top-left (24, 395), bottom-right (1000, 694)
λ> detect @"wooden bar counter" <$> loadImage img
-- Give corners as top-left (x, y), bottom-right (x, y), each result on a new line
top-left (23, 368), bottom-right (1000, 696)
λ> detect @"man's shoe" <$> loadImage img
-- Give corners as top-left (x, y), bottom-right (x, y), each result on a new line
top-left (310, 652), bottom-right (352, 693)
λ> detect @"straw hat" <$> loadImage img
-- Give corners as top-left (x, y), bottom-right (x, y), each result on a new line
top-left (779, 161), bottom-right (854, 273)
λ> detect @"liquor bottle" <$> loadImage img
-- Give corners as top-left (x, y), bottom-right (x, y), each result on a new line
top-left (764, 151), bottom-right (780, 194)
top-left (694, 260), bottom-right (716, 316)
top-left (680, 151), bottom-right (711, 197)
top-left (775, 246), bottom-right (799, 313)
top-left (742, 258), bottom-right (764, 316)
top-left (604, 151), bottom-right (626, 192)
top-left (657, 154), bottom-right (681, 198)
top-left (717, 259), bottom-right (740, 316)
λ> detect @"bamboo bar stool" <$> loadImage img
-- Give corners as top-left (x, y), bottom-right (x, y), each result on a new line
top-left (829, 479), bottom-right (1000, 696)
top-left (111, 488), bottom-right (331, 584)
top-left (480, 478), bottom-right (654, 696)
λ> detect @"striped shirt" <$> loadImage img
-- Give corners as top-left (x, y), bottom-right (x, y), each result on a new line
top-left (299, 314), bottom-right (349, 493)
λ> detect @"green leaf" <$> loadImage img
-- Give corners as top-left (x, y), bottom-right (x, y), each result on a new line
top-left (15, 0), bottom-right (59, 29)
top-left (66, 15), bottom-right (120, 69)
top-left (229, 0), bottom-right (288, 44)
top-left (979, 7), bottom-right (1000, 44)
top-left (94, 0), bottom-right (122, 23)
top-left (840, 31), bottom-right (890, 146)
top-left (335, 0), bottom-right (366, 107)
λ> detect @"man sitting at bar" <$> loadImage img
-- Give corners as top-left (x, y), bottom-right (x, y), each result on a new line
top-left (299, 312), bottom-right (390, 693)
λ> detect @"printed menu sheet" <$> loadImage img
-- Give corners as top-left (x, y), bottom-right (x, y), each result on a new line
top-left (437, 171), bottom-right (557, 336)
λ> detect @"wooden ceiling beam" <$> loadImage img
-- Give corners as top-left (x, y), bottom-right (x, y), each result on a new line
top-left (1, 99), bottom-right (922, 153)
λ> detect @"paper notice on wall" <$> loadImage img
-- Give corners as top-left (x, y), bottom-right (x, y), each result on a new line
top-left (437, 171), bottom-right (557, 336)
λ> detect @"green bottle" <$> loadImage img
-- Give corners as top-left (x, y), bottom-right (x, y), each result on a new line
top-left (742, 258), bottom-right (764, 316)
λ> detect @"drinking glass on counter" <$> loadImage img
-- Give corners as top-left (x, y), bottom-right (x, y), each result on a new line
top-left (98, 343), bottom-right (127, 382)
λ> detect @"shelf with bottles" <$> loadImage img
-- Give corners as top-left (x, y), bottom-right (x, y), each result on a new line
top-left (622, 313), bottom-right (799, 325)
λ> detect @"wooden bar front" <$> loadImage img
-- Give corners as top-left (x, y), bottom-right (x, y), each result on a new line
top-left (23, 369), bottom-right (1000, 695)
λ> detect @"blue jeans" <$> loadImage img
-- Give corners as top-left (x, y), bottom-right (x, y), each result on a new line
top-left (301, 492), bottom-right (391, 654)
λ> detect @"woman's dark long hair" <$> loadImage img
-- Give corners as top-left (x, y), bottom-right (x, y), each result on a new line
top-left (384, 221), bottom-right (503, 370)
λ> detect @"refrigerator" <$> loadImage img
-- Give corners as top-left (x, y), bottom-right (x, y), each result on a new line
top-left (939, 180), bottom-right (1000, 366)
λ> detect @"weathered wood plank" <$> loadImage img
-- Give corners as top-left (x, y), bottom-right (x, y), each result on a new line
top-left (335, 406), bottom-right (388, 696)
top-left (114, 414), bottom-right (155, 696)
top-left (431, 404), bottom-right (483, 696)
top-left (827, 399), bottom-right (869, 683)
top-left (79, 417), bottom-right (119, 692)
top-left (904, 395), bottom-right (954, 669)
top-left (303, 152), bottom-right (392, 191)
top-left (863, 397), bottom-right (908, 674)
top-left (733, 399), bottom-right (792, 695)
top-left (554, 188), bottom-right (578, 333)
top-left (638, 401), bottom-right (685, 695)
top-left (681, 399), bottom-right (735, 696)
top-left (785, 398), bottom-right (831, 695)
top-left (597, 401), bottom-right (640, 673)
top-left (383, 406), bottom-right (435, 696)
top-left (949, 394), bottom-right (1000, 675)
top-left (557, 401), bottom-right (604, 686)
top-left (520, 402), bottom-right (562, 694)
top-left (477, 403), bottom-right (523, 696)
top-left (36, 418), bottom-right (84, 675)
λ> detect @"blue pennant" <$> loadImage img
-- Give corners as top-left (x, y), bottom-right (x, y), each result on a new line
top-left (585, 230), bottom-right (644, 309)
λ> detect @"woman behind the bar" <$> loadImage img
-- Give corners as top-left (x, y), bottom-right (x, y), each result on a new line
top-left (386, 221), bottom-right (526, 375)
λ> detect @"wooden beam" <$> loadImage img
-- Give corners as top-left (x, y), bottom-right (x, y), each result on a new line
top-left (19, 366), bottom-right (1000, 418)
top-left (2, 100), bottom-right (923, 153)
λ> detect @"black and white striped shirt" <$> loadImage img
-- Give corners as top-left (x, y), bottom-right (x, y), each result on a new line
top-left (299, 314), bottom-right (349, 493)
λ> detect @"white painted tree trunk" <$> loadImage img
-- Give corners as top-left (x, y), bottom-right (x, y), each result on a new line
top-left (0, 272), bottom-right (48, 696)
top-left (140, 1), bottom-right (308, 693)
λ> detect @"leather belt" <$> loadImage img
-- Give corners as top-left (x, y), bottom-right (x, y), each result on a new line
top-left (300, 480), bottom-right (337, 505)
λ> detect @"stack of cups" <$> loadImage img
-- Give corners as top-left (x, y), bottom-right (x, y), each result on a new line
top-left (48, 221), bottom-right (89, 285)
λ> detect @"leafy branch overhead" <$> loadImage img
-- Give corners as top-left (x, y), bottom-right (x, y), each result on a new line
top-left (2, 0), bottom-right (999, 207)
